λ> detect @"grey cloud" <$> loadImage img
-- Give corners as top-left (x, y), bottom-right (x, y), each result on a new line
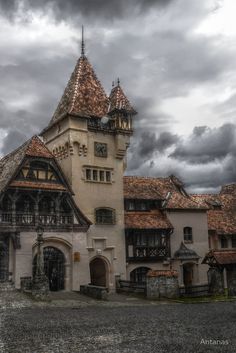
top-left (127, 130), bottom-right (179, 172)
top-left (0, 0), bottom-right (174, 22)
top-left (170, 124), bottom-right (236, 164)
top-left (1, 129), bottom-right (29, 155)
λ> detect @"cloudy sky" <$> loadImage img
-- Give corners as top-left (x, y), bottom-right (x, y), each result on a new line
top-left (0, 0), bottom-right (236, 193)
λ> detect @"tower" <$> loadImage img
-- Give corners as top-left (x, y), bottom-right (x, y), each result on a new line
top-left (41, 36), bottom-right (136, 290)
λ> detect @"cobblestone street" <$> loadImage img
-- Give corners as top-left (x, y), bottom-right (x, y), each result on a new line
top-left (0, 290), bottom-right (235, 353)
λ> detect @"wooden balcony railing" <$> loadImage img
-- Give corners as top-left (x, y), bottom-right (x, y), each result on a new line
top-left (0, 212), bottom-right (73, 227)
top-left (127, 245), bottom-right (169, 262)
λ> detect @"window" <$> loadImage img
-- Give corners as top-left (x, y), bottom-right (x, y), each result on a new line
top-left (86, 169), bottom-right (91, 181)
top-left (232, 235), bottom-right (236, 248)
top-left (95, 208), bottom-right (115, 225)
top-left (93, 170), bottom-right (98, 181)
top-left (221, 236), bottom-right (228, 248)
top-left (17, 161), bottom-right (58, 183)
top-left (184, 227), bottom-right (193, 242)
top-left (125, 199), bottom-right (149, 211)
top-left (127, 200), bottom-right (135, 211)
top-left (85, 168), bottom-right (112, 183)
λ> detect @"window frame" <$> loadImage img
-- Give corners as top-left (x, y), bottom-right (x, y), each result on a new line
top-left (84, 167), bottom-right (112, 184)
top-left (183, 226), bottom-right (193, 243)
top-left (95, 207), bottom-right (116, 225)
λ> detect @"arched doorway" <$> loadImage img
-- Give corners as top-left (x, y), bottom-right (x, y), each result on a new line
top-left (183, 263), bottom-right (194, 287)
top-left (33, 246), bottom-right (65, 291)
top-left (130, 267), bottom-right (151, 283)
top-left (90, 257), bottom-right (108, 287)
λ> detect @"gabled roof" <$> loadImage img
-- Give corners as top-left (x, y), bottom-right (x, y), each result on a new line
top-left (202, 250), bottom-right (236, 265)
top-left (49, 56), bottom-right (109, 127)
top-left (108, 83), bottom-right (136, 115)
top-left (0, 136), bottom-right (53, 194)
top-left (125, 210), bottom-right (173, 229)
top-left (0, 135), bottom-right (91, 227)
top-left (124, 176), bottom-right (205, 210)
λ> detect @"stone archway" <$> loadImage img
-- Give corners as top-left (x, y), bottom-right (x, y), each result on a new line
top-left (90, 257), bottom-right (108, 287)
top-left (33, 246), bottom-right (65, 291)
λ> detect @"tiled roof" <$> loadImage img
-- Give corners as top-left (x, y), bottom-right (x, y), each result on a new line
top-left (125, 210), bottom-right (173, 229)
top-left (147, 270), bottom-right (178, 278)
top-left (203, 250), bottom-right (236, 265)
top-left (124, 176), bottom-right (205, 210)
top-left (0, 136), bottom-right (53, 193)
top-left (0, 136), bottom-right (65, 193)
top-left (9, 180), bottom-right (67, 191)
top-left (192, 192), bottom-right (236, 235)
top-left (49, 56), bottom-right (109, 126)
top-left (25, 136), bottom-right (54, 158)
top-left (174, 242), bottom-right (200, 260)
top-left (108, 83), bottom-right (136, 114)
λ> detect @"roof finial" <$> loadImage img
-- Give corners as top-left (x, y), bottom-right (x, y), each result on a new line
top-left (117, 77), bottom-right (120, 86)
top-left (81, 25), bottom-right (85, 56)
top-left (112, 81), bottom-right (115, 87)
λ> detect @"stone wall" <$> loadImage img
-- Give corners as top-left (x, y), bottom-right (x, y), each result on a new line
top-left (146, 270), bottom-right (179, 299)
top-left (80, 285), bottom-right (108, 300)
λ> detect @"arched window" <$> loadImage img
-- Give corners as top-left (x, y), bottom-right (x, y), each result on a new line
top-left (183, 227), bottom-right (193, 242)
top-left (95, 208), bottom-right (115, 225)
top-left (130, 267), bottom-right (151, 283)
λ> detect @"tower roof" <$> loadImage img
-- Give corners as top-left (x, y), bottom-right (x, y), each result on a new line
top-left (108, 82), bottom-right (136, 115)
top-left (49, 56), bottom-right (109, 127)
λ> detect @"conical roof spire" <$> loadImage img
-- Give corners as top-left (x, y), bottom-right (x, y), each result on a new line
top-left (108, 80), bottom-right (136, 115)
top-left (48, 55), bottom-right (109, 127)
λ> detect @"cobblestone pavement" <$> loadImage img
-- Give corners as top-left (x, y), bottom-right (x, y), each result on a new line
top-left (0, 291), bottom-right (236, 353)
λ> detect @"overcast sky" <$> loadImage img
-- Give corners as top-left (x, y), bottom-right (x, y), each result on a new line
top-left (0, 0), bottom-right (236, 193)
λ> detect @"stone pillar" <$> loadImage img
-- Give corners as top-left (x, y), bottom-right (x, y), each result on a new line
top-left (146, 270), bottom-right (179, 299)
top-left (207, 267), bottom-right (224, 295)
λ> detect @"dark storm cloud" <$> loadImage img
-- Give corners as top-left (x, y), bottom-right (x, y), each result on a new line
top-left (138, 131), bottom-right (179, 157)
top-left (170, 124), bottom-right (236, 164)
top-left (0, 0), bottom-right (174, 22)
top-left (1, 129), bottom-right (28, 155)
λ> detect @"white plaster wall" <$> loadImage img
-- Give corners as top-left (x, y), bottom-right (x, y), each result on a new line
top-left (14, 230), bottom-right (90, 290)
top-left (44, 117), bottom-right (130, 291)
top-left (167, 211), bottom-right (209, 284)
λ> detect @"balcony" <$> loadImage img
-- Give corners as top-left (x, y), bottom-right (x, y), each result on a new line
top-left (0, 212), bottom-right (73, 228)
top-left (127, 245), bottom-right (169, 262)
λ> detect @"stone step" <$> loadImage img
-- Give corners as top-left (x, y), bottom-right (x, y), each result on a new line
top-left (0, 281), bottom-right (15, 292)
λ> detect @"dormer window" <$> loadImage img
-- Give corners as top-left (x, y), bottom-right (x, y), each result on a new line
top-left (125, 199), bottom-right (149, 211)
top-left (184, 227), bottom-right (193, 242)
top-left (221, 236), bottom-right (228, 248)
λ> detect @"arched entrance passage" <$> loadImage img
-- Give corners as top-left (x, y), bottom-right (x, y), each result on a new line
top-left (33, 246), bottom-right (65, 291)
top-left (183, 263), bottom-right (194, 287)
top-left (90, 257), bottom-right (108, 287)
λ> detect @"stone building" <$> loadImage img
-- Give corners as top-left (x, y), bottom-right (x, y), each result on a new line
top-left (0, 136), bottom-right (90, 290)
top-left (194, 185), bottom-right (236, 295)
top-left (124, 176), bottom-right (209, 287)
top-left (0, 39), bottom-right (234, 294)
top-left (41, 48), bottom-right (136, 292)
